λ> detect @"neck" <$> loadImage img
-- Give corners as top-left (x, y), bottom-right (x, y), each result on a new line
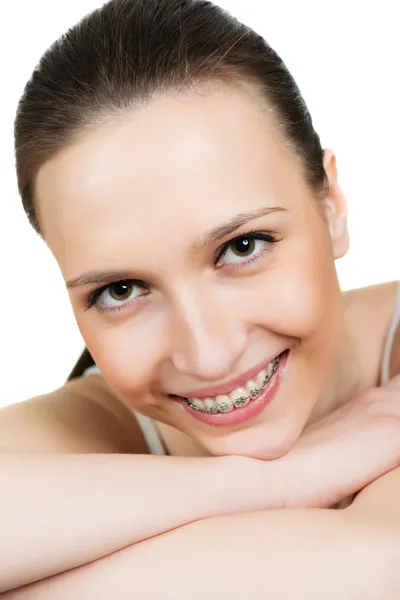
top-left (309, 307), bottom-right (380, 425)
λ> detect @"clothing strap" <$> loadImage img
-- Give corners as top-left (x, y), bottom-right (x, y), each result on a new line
top-left (133, 412), bottom-right (167, 455)
top-left (380, 281), bottom-right (400, 385)
top-left (82, 365), bottom-right (166, 455)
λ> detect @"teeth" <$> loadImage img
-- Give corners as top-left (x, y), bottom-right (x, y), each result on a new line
top-left (230, 387), bottom-right (250, 408)
top-left (215, 395), bottom-right (234, 413)
top-left (256, 370), bottom-right (267, 388)
top-left (204, 397), bottom-right (216, 411)
top-left (247, 380), bottom-right (260, 398)
top-left (190, 398), bottom-right (204, 411)
top-left (185, 353), bottom-right (283, 414)
top-left (204, 397), bottom-right (221, 414)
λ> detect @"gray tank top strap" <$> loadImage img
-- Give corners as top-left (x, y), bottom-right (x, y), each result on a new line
top-left (380, 281), bottom-right (400, 385)
top-left (133, 412), bottom-right (167, 455)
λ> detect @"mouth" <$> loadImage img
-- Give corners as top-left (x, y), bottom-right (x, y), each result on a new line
top-left (171, 349), bottom-right (289, 427)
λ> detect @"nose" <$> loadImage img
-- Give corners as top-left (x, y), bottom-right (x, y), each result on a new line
top-left (169, 285), bottom-right (248, 381)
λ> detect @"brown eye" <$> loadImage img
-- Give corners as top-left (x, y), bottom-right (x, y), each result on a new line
top-left (87, 279), bottom-right (148, 313)
top-left (230, 238), bottom-right (255, 257)
top-left (109, 281), bottom-right (134, 301)
top-left (216, 232), bottom-right (279, 267)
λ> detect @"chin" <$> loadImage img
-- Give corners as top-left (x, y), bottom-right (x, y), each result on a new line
top-left (196, 417), bottom-right (304, 460)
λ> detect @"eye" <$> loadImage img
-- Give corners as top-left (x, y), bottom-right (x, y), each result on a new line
top-left (86, 280), bottom-right (148, 313)
top-left (216, 232), bottom-right (279, 267)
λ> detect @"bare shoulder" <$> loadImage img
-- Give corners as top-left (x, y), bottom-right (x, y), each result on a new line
top-left (343, 281), bottom-right (400, 372)
top-left (342, 280), bottom-right (398, 313)
top-left (0, 375), bottom-right (148, 454)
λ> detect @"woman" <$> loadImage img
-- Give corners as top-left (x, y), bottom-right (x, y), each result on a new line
top-left (2, 0), bottom-right (400, 596)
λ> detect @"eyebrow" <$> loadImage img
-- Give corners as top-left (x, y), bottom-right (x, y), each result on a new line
top-left (65, 205), bottom-right (285, 290)
top-left (66, 269), bottom-right (138, 290)
top-left (194, 205), bottom-right (286, 249)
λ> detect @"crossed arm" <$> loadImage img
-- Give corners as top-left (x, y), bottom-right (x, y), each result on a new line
top-left (2, 374), bottom-right (400, 599)
top-left (4, 468), bottom-right (400, 600)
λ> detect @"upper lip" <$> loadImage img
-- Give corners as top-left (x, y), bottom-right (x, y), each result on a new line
top-left (174, 350), bottom-right (285, 399)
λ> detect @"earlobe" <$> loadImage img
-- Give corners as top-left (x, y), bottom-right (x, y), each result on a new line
top-left (322, 149), bottom-right (349, 259)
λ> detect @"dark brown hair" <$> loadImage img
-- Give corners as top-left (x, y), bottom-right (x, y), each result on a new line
top-left (15, 0), bottom-right (325, 236)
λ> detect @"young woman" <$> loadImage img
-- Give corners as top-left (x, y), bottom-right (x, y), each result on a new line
top-left (2, 0), bottom-right (400, 596)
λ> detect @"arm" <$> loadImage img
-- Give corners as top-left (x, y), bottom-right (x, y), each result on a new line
top-left (3, 375), bottom-right (400, 594)
top-left (7, 381), bottom-right (400, 599)
top-left (0, 376), bottom-right (286, 592)
top-left (8, 469), bottom-right (400, 600)
top-left (1, 452), bottom-right (270, 593)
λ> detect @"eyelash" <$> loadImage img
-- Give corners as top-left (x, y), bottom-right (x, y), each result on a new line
top-left (215, 230), bottom-right (279, 267)
top-left (85, 230), bottom-right (280, 314)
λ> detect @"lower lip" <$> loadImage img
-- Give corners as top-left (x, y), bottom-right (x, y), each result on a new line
top-left (175, 350), bottom-right (289, 427)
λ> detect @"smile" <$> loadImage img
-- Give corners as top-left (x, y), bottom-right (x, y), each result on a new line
top-left (184, 352), bottom-right (284, 415)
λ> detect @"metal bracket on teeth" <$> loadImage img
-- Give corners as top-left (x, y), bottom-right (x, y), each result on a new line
top-left (187, 355), bottom-right (281, 413)
top-left (205, 405), bottom-right (219, 414)
top-left (234, 396), bottom-right (249, 407)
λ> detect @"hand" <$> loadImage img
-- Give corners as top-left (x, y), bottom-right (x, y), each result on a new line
top-left (280, 375), bottom-right (400, 509)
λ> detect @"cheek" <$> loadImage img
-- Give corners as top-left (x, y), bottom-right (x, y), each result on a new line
top-left (77, 311), bottom-right (167, 398)
top-left (237, 229), bottom-right (341, 345)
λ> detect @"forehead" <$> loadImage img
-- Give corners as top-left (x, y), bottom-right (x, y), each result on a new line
top-left (36, 86), bottom-right (305, 271)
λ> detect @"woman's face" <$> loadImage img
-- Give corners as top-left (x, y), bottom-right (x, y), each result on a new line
top-left (36, 84), bottom-right (348, 459)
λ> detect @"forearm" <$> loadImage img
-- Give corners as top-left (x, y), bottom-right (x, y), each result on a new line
top-left (0, 453), bottom-right (277, 592)
top-left (9, 508), bottom-right (399, 600)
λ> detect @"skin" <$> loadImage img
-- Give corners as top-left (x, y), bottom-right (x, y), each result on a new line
top-left (4, 78), bottom-right (400, 599)
top-left (35, 82), bottom-right (391, 460)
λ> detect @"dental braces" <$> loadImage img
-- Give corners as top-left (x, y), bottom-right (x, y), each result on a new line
top-left (185, 355), bottom-right (280, 414)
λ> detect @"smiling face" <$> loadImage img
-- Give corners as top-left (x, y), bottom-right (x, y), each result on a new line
top-left (36, 84), bottom-right (348, 459)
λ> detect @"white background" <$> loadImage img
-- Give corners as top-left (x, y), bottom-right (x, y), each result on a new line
top-left (1, 1), bottom-right (399, 407)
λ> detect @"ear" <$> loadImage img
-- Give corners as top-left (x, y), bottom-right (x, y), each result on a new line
top-left (322, 149), bottom-right (349, 259)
